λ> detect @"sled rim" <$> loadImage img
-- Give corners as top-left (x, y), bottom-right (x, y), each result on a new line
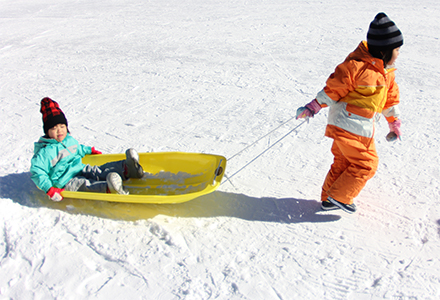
top-left (61, 152), bottom-right (227, 204)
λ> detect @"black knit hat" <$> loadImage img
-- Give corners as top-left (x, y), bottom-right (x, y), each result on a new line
top-left (40, 97), bottom-right (68, 134)
top-left (367, 12), bottom-right (403, 50)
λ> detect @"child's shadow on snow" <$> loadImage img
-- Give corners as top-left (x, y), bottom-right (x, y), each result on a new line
top-left (0, 172), bottom-right (341, 223)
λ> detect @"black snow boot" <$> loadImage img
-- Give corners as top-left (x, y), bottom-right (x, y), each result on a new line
top-left (328, 197), bottom-right (357, 214)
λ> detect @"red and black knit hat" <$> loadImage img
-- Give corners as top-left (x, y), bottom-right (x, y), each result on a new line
top-left (40, 97), bottom-right (68, 134)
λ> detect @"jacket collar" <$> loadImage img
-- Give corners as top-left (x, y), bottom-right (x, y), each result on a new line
top-left (34, 133), bottom-right (70, 153)
top-left (347, 41), bottom-right (388, 75)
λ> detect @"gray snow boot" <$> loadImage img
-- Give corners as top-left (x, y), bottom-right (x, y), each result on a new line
top-left (125, 148), bottom-right (144, 179)
top-left (107, 172), bottom-right (129, 195)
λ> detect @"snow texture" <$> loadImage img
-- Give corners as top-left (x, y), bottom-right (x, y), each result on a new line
top-left (1, 0), bottom-right (440, 299)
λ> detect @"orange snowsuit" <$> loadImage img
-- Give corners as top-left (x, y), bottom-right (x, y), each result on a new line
top-left (315, 41), bottom-right (401, 204)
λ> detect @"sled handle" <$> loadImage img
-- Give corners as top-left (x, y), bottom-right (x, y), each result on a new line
top-left (212, 159), bottom-right (224, 184)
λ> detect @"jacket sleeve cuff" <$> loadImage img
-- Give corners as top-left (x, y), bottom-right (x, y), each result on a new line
top-left (386, 116), bottom-right (398, 123)
top-left (316, 89), bottom-right (335, 107)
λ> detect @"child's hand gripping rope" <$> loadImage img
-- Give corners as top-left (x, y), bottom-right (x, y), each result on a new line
top-left (296, 99), bottom-right (322, 120)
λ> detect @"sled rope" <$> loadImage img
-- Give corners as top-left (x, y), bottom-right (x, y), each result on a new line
top-left (222, 119), bottom-right (307, 185)
top-left (228, 115), bottom-right (297, 161)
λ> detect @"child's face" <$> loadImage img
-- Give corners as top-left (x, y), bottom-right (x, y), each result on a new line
top-left (388, 47), bottom-right (400, 66)
top-left (48, 124), bottom-right (67, 142)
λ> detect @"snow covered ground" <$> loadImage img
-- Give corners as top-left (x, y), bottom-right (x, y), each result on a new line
top-left (1, 0), bottom-right (440, 298)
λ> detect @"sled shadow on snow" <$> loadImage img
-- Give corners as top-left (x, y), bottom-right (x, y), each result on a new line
top-left (0, 172), bottom-right (341, 223)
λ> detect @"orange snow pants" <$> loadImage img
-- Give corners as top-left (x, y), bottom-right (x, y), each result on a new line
top-left (321, 127), bottom-right (378, 204)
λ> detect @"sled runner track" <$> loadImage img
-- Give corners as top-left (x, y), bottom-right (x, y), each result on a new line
top-left (267, 51), bottom-right (309, 97)
top-left (64, 228), bottom-right (151, 289)
top-left (1, 225), bottom-right (12, 262)
top-left (364, 202), bottom-right (412, 222)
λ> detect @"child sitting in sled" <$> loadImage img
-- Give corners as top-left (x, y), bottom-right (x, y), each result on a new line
top-left (30, 97), bottom-right (144, 202)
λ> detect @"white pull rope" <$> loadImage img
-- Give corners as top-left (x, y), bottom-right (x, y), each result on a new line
top-left (228, 116), bottom-right (297, 161)
top-left (222, 120), bottom-right (307, 185)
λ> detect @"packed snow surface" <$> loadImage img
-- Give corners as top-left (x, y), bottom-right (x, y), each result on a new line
top-left (1, 0), bottom-right (440, 299)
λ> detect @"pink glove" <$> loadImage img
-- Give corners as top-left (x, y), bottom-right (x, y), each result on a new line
top-left (296, 99), bottom-right (322, 119)
top-left (388, 119), bottom-right (402, 140)
top-left (47, 187), bottom-right (64, 202)
top-left (91, 147), bottom-right (102, 155)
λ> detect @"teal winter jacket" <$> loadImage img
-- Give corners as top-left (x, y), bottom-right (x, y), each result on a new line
top-left (30, 134), bottom-right (92, 192)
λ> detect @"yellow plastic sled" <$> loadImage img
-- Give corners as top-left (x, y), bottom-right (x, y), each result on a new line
top-left (61, 152), bottom-right (226, 204)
